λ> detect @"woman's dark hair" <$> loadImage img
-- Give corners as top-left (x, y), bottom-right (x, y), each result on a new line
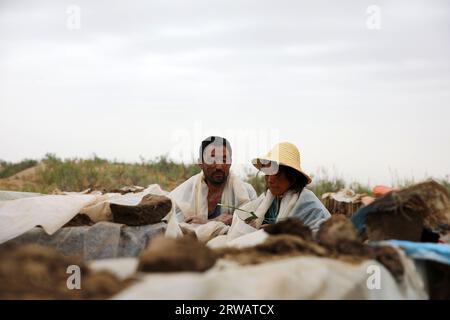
top-left (279, 165), bottom-right (309, 194)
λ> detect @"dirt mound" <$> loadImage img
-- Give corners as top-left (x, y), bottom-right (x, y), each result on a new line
top-left (110, 194), bottom-right (172, 226)
top-left (63, 213), bottom-right (95, 227)
top-left (317, 215), bottom-right (359, 248)
top-left (138, 235), bottom-right (217, 273)
top-left (370, 246), bottom-right (404, 281)
top-left (363, 181), bottom-right (450, 241)
top-left (366, 210), bottom-right (424, 242)
top-left (0, 244), bottom-right (129, 299)
top-left (215, 217), bottom-right (404, 281)
top-left (264, 218), bottom-right (313, 241)
top-left (215, 235), bottom-right (329, 266)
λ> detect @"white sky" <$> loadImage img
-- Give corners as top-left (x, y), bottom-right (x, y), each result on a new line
top-left (0, 0), bottom-right (449, 186)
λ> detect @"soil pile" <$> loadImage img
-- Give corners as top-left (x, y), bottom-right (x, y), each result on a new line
top-left (0, 244), bottom-right (130, 299)
top-left (110, 194), bottom-right (172, 226)
top-left (264, 218), bottom-right (313, 241)
top-left (63, 213), bottom-right (95, 227)
top-left (214, 216), bottom-right (404, 281)
top-left (138, 235), bottom-right (217, 273)
top-left (364, 180), bottom-right (450, 241)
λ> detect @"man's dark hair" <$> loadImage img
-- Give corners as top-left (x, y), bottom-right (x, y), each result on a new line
top-left (199, 136), bottom-right (232, 163)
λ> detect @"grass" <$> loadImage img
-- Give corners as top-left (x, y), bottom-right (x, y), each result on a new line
top-left (1, 154), bottom-right (201, 194)
top-left (0, 155), bottom-right (449, 196)
top-left (0, 159), bottom-right (38, 179)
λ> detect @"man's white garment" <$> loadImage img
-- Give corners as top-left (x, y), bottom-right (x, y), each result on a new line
top-left (168, 172), bottom-right (257, 220)
top-left (164, 172), bottom-right (257, 241)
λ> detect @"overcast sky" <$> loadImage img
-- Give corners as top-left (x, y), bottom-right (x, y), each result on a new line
top-left (1, 0), bottom-right (449, 186)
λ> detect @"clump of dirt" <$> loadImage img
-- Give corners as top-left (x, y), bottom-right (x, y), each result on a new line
top-left (63, 213), bottom-right (95, 227)
top-left (264, 218), bottom-right (313, 241)
top-left (214, 235), bottom-right (329, 266)
top-left (317, 215), bottom-right (359, 248)
top-left (138, 235), bottom-right (217, 273)
top-left (369, 246), bottom-right (404, 282)
top-left (0, 244), bottom-right (130, 299)
top-left (255, 235), bottom-right (328, 256)
top-left (108, 186), bottom-right (145, 195)
top-left (111, 194), bottom-right (172, 226)
top-left (364, 180), bottom-right (450, 241)
top-left (366, 210), bottom-right (424, 242)
top-left (214, 217), bottom-right (404, 281)
top-left (315, 215), bottom-right (404, 279)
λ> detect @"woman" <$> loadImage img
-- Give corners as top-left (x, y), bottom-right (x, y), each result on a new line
top-left (239, 142), bottom-right (331, 232)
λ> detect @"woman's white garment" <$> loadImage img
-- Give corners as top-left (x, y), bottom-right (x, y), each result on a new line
top-left (164, 172), bottom-right (257, 241)
top-left (224, 188), bottom-right (331, 244)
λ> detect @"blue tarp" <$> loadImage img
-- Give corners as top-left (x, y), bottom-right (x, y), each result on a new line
top-left (375, 240), bottom-right (450, 265)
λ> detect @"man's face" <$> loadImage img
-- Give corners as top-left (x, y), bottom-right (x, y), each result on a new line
top-left (199, 145), bottom-right (231, 186)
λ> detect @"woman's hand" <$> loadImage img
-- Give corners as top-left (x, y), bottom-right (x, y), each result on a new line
top-left (185, 216), bottom-right (208, 225)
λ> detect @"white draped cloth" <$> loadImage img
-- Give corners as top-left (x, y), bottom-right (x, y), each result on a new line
top-left (164, 172), bottom-right (257, 242)
top-left (209, 188), bottom-right (331, 247)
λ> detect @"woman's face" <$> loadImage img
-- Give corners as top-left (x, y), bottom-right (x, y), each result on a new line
top-left (264, 169), bottom-right (293, 196)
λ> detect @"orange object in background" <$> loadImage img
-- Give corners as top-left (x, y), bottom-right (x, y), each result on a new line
top-left (373, 185), bottom-right (394, 197)
top-left (360, 185), bottom-right (394, 207)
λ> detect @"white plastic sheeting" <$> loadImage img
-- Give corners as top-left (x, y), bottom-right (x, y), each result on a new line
top-left (112, 252), bottom-right (427, 300)
top-left (0, 194), bottom-right (96, 244)
top-left (0, 184), bottom-right (168, 244)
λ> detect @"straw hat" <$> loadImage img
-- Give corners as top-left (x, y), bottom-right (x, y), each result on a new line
top-left (252, 142), bottom-right (312, 184)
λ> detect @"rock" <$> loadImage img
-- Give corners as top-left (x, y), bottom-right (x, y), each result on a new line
top-left (110, 194), bottom-right (172, 226)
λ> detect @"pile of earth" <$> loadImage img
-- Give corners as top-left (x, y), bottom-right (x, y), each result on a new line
top-left (0, 244), bottom-right (132, 299)
top-left (64, 193), bottom-right (172, 227)
top-left (137, 216), bottom-right (404, 282)
top-left (363, 180), bottom-right (450, 242)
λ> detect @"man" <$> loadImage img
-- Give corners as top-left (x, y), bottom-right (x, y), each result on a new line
top-left (168, 136), bottom-right (257, 225)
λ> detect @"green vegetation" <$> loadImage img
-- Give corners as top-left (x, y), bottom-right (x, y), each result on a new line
top-left (0, 159), bottom-right (38, 179)
top-left (0, 155), bottom-right (448, 196)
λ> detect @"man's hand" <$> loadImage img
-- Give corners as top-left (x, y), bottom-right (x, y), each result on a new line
top-left (248, 219), bottom-right (257, 228)
top-left (214, 213), bottom-right (233, 226)
top-left (185, 216), bottom-right (208, 225)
